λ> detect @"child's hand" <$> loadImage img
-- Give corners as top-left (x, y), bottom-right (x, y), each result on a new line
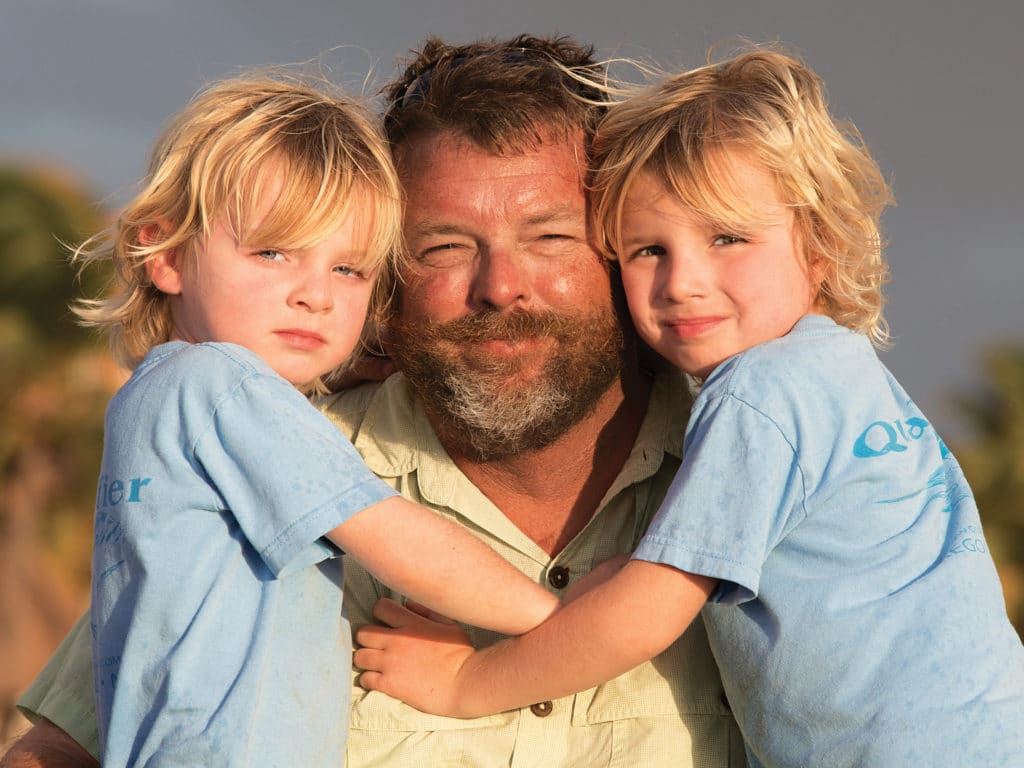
top-left (355, 598), bottom-right (479, 717)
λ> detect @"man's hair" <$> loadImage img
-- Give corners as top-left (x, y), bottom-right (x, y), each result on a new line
top-left (73, 73), bottom-right (402, 372)
top-left (381, 34), bottom-right (607, 153)
top-left (591, 49), bottom-right (893, 346)
top-left (376, 34), bottom-right (608, 321)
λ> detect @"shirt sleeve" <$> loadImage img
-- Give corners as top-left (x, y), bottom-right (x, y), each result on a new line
top-left (192, 372), bottom-right (398, 576)
top-left (633, 392), bottom-right (807, 604)
top-left (16, 611), bottom-right (101, 760)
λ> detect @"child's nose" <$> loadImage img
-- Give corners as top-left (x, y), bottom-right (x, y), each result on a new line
top-left (289, 273), bottom-right (334, 313)
top-left (661, 250), bottom-right (710, 302)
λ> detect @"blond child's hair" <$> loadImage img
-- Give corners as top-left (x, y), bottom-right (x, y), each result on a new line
top-left (73, 72), bottom-right (402, 375)
top-left (590, 49), bottom-right (893, 346)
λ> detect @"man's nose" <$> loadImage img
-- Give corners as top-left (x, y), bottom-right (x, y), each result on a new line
top-left (469, 246), bottom-right (532, 311)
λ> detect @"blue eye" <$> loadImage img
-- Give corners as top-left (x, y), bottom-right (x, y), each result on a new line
top-left (334, 264), bottom-right (363, 278)
top-left (255, 249), bottom-right (285, 262)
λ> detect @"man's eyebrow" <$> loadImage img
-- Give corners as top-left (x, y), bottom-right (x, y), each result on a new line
top-left (522, 205), bottom-right (585, 228)
top-left (406, 221), bottom-right (467, 238)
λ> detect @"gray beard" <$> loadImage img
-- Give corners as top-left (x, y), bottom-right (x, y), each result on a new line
top-left (389, 308), bottom-right (624, 461)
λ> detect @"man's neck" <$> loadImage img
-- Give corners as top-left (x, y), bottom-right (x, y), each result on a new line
top-left (439, 364), bottom-right (651, 556)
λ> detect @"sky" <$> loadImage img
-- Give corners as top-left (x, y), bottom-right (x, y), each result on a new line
top-left (3, 0), bottom-right (1021, 440)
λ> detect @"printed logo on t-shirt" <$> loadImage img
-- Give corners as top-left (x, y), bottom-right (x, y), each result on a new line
top-left (852, 416), bottom-right (930, 458)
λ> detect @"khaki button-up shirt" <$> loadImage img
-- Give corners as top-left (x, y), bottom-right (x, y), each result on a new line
top-left (324, 372), bottom-right (744, 768)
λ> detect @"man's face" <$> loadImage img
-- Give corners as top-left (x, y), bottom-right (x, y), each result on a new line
top-left (388, 129), bottom-right (625, 460)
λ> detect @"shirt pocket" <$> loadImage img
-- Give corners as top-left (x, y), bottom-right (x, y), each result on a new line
top-left (348, 685), bottom-right (520, 768)
top-left (570, 614), bottom-right (732, 724)
top-left (348, 686), bottom-right (515, 732)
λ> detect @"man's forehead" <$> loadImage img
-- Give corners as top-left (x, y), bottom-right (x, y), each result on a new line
top-left (395, 127), bottom-right (585, 176)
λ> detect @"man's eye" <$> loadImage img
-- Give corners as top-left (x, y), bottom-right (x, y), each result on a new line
top-left (255, 249), bottom-right (285, 262)
top-left (712, 234), bottom-right (745, 246)
top-left (423, 243), bottom-right (460, 253)
top-left (414, 241), bottom-right (475, 268)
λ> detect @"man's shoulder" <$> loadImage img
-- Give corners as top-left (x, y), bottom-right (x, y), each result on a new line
top-left (644, 368), bottom-right (692, 448)
top-left (314, 375), bottom-right (415, 442)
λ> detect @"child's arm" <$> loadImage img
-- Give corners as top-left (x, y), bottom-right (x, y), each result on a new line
top-left (328, 496), bottom-right (560, 636)
top-left (355, 559), bottom-right (716, 718)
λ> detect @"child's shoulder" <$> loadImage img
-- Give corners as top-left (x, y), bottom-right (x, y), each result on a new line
top-left (121, 341), bottom-right (288, 406)
top-left (703, 315), bottom-right (875, 408)
top-left (137, 341), bottom-right (267, 377)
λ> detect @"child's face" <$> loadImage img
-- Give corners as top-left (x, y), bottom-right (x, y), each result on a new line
top-left (617, 155), bottom-right (821, 379)
top-left (160, 192), bottom-right (377, 386)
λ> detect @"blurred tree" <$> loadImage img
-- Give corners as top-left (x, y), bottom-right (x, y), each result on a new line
top-left (952, 344), bottom-right (1024, 636)
top-left (0, 166), bottom-right (119, 741)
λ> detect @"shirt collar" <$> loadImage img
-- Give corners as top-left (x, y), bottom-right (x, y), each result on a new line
top-left (352, 369), bottom-right (689, 510)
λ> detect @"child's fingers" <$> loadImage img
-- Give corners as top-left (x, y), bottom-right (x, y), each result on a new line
top-left (353, 646), bottom-right (383, 671)
top-left (357, 669), bottom-right (383, 691)
top-left (355, 623), bottom-right (391, 650)
top-left (403, 599), bottom-right (458, 624)
top-left (371, 596), bottom-right (418, 627)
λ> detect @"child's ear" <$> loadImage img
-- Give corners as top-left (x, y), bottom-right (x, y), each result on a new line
top-left (807, 251), bottom-right (828, 289)
top-left (141, 222), bottom-right (182, 296)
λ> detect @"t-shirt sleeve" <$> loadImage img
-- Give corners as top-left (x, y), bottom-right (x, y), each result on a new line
top-left (16, 611), bottom-right (101, 760)
top-left (192, 372), bottom-right (397, 577)
top-left (633, 392), bottom-right (806, 604)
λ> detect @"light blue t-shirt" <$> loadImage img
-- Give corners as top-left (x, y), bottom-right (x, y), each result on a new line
top-left (634, 315), bottom-right (1024, 767)
top-left (91, 342), bottom-right (398, 767)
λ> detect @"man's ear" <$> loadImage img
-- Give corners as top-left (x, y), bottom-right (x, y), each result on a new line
top-left (141, 222), bottom-right (183, 296)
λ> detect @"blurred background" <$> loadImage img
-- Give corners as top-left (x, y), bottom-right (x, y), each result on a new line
top-left (3, 0), bottom-right (1022, 745)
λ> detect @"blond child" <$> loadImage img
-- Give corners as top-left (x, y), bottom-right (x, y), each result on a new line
top-left (77, 75), bottom-right (558, 767)
top-left (356, 51), bottom-right (1024, 766)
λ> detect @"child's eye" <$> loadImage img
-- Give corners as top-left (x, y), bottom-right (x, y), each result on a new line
top-left (712, 234), bottom-right (745, 246)
top-left (334, 264), bottom-right (364, 279)
top-left (255, 249), bottom-right (285, 262)
top-left (633, 244), bottom-right (666, 258)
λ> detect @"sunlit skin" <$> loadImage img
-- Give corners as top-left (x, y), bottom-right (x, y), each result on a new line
top-left (146, 181), bottom-right (377, 387)
top-left (390, 128), bottom-right (648, 554)
top-left (352, 155), bottom-right (831, 720)
top-left (394, 129), bottom-right (615, 388)
top-left (618, 155), bottom-right (824, 380)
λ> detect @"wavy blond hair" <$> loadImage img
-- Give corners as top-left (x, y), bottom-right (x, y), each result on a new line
top-left (73, 72), bottom-right (402, 376)
top-left (590, 49), bottom-right (893, 345)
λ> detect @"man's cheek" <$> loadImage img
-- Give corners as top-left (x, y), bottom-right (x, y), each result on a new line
top-left (400, 273), bottom-right (473, 322)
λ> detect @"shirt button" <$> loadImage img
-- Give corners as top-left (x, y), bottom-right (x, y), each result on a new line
top-left (530, 701), bottom-right (554, 718)
top-left (547, 566), bottom-right (570, 589)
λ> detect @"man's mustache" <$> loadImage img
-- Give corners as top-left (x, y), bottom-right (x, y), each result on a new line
top-left (422, 310), bottom-right (581, 344)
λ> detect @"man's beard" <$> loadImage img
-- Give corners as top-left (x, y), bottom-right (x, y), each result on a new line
top-left (388, 307), bottom-right (624, 461)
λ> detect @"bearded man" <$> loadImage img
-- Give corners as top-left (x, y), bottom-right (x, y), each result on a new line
top-left (2, 35), bottom-right (743, 768)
